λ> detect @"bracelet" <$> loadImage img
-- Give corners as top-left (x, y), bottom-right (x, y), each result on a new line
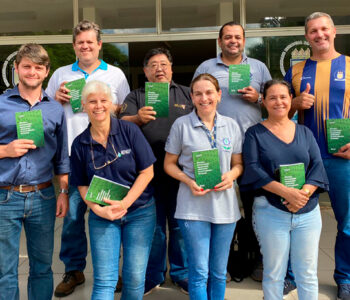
top-left (59, 188), bottom-right (69, 194)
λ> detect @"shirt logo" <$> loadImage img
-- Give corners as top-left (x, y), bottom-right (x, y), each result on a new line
top-left (120, 103), bottom-right (128, 113)
top-left (120, 149), bottom-right (131, 155)
top-left (334, 70), bottom-right (345, 81)
top-left (174, 104), bottom-right (187, 110)
top-left (222, 137), bottom-right (232, 151)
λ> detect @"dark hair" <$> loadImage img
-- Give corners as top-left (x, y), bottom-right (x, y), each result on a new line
top-left (73, 20), bottom-right (101, 43)
top-left (15, 43), bottom-right (50, 69)
top-left (263, 79), bottom-right (291, 98)
top-left (190, 73), bottom-right (220, 93)
top-left (219, 21), bottom-right (245, 39)
top-left (143, 47), bottom-right (173, 67)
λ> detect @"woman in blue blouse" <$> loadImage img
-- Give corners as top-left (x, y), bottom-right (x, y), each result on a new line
top-left (70, 80), bottom-right (156, 300)
top-left (240, 80), bottom-right (328, 300)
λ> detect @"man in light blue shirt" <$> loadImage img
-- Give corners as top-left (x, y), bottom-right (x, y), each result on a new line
top-left (194, 21), bottom-right (271, 281)
top-left (0, 43), bottom-right (70, 300)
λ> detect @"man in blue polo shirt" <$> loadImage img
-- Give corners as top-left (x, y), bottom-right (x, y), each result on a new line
top-left (194, 21), bottom-right (271, 282)
top-left (0, 43), bottom-right (70, 300)
top-left (46, 20), bottom-right (130, 297)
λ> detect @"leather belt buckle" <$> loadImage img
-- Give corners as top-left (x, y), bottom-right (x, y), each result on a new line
top-left (19, 185), bottom-right (27, 193)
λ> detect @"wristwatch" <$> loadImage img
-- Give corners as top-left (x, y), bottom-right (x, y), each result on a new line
top-left (59, 188), bottom-right (69, 194)
top-left (256, 93), bottom-right (263, 104)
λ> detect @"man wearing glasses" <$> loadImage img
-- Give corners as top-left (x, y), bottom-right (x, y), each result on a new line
top-left (45, 20), bottom-right (130, 297)
top-left (120, 47), bottom-right (192, 295)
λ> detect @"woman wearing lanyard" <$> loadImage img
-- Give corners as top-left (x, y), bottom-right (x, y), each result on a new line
top-left (164, 73), bottom-right (243, 300)
top-left (70, 80), bottom-right (156, 300)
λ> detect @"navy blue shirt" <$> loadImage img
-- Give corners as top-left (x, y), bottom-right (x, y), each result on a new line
top-left (0, 86), bottom-right (70, 185)
top-left (240, 123), bottom-right (329, 214)
top-left (70, 117), bottom-right (156, 212)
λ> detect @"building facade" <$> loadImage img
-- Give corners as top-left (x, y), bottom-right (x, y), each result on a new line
top-left (1, 0), bottom-right (349, 92)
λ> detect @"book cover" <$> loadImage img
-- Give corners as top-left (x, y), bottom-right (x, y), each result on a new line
top-left (145, 82), bottom-right (169, 117)
top-left (65, 78), bottom-right (86, 114)
top-left (85, 175), bottom-right (130, 206)
top-left (192, 148), bottom-right (221, 190)
top-left (15, 110), bottom-right (44, 147)
top-left (228, 64), bottom-right (250, 95)
top-left (326, 119), bottom-right (350, 153)
top-left (279, 162), bottom-right (305, 200)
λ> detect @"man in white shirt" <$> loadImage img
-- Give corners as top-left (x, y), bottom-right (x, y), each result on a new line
top-left (46, 20), bottom-right (130, 297)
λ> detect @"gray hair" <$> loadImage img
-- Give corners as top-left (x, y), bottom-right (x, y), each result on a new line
top-left (73, 20), bottom-right (101, 43)
top-left (305, 12), bottom-right (334, 33)
top-left (81, 80), bottom-right (114, 104)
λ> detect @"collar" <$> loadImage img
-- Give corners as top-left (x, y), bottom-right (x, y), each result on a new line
top-left (8, 85), bottom-right (50, 102)
top-left (216, 52), bottom-right (248, 66)
top-left (72, 59), bottom-right (107, 77)
top-left (79, 116), bottom-right (120, 145)
top-left (189, 110), bottom-right (226, 128)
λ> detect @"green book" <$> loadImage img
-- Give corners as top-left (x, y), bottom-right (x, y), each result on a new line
top-left (145, 82), bottom-right (169, 117)
top-left (85, 175), bottom-right (130, 206)
top-left (228, 64), bottom-right (250, 95)
top-left (326, 119), bottom-right (350, 153)
top-left (192, 148), bottom-right (221, 190)
top-left (280, 162), bottom-right (305, 189)
top-left (65, 78), bottom-right (86, 113)
top-left (15, 110), bottom-right (44, 147)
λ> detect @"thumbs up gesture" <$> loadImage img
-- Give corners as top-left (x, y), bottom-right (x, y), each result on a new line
top-left (293, 83), bottom-right (315, 110)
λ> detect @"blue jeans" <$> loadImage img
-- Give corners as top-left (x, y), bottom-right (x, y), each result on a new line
top-left (253, 196), bottom-right (322, 300)
top-left (323, 158), bottom-right (350, 284)
top-left (0, 186), bottom-right (56, 300)
top-left (59, 185), bottom-right (88, 272)
top-left (146, 179), bottom-right (188, 285)
top-left (89, 199), bottom-right (156, 300)
top-left (178, 219), bottom-right (236, 300)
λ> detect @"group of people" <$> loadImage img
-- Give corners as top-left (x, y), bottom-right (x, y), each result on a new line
top-left (0, 11), bottom-right (349, 300)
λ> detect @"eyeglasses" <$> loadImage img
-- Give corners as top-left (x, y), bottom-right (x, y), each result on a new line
top-left (90, 139), bottom-right (119, 170)
top-left (147, 62), bottom-right (171, 70)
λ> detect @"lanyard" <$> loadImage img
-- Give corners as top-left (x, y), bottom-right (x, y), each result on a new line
top-left (197, 114), bottom-right (217, 149)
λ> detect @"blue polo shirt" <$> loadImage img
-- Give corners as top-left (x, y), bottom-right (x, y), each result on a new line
top-left (0, 86), bottom-right (70, 186)
top-left (194, 53), bottom-right (271, 134)
top-left (70, 117), bottom-right (156, 212)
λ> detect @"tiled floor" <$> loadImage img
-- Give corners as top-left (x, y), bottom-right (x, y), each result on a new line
top-left (18, 196), bottom-right (338, 300)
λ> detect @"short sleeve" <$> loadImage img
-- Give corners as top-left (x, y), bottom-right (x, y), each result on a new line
top-left (284, 67), bottom-right (296, 97)
top-left (230, 119), bottom-right (243, 154)
top-left (70, 138), bottom-right (89, 186)
top-left (165, 119), bottom-right (183, 155)
top-left (115, 73), bottom-right (130, 105)
top-left (240, 127), bottom-right (275, 191)
top-left (193, 62), bottom-right (208, 80)
top-left (260, 63), bottom-right (272, 93)
top-left (128, 123), bottom-right (156, 171)
top-left (45, 70), bottom-right (59, 99)
top-left (119, 90), bottom-right (140, 117)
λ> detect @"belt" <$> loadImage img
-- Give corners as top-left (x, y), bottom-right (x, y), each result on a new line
top-left (0, 181), bottom-right (52, 193)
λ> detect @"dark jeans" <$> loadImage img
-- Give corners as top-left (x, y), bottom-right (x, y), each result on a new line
top-left (239, 188), bottom-right (261, 263)
top-left (145, 177), bottom-right (188, 285)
